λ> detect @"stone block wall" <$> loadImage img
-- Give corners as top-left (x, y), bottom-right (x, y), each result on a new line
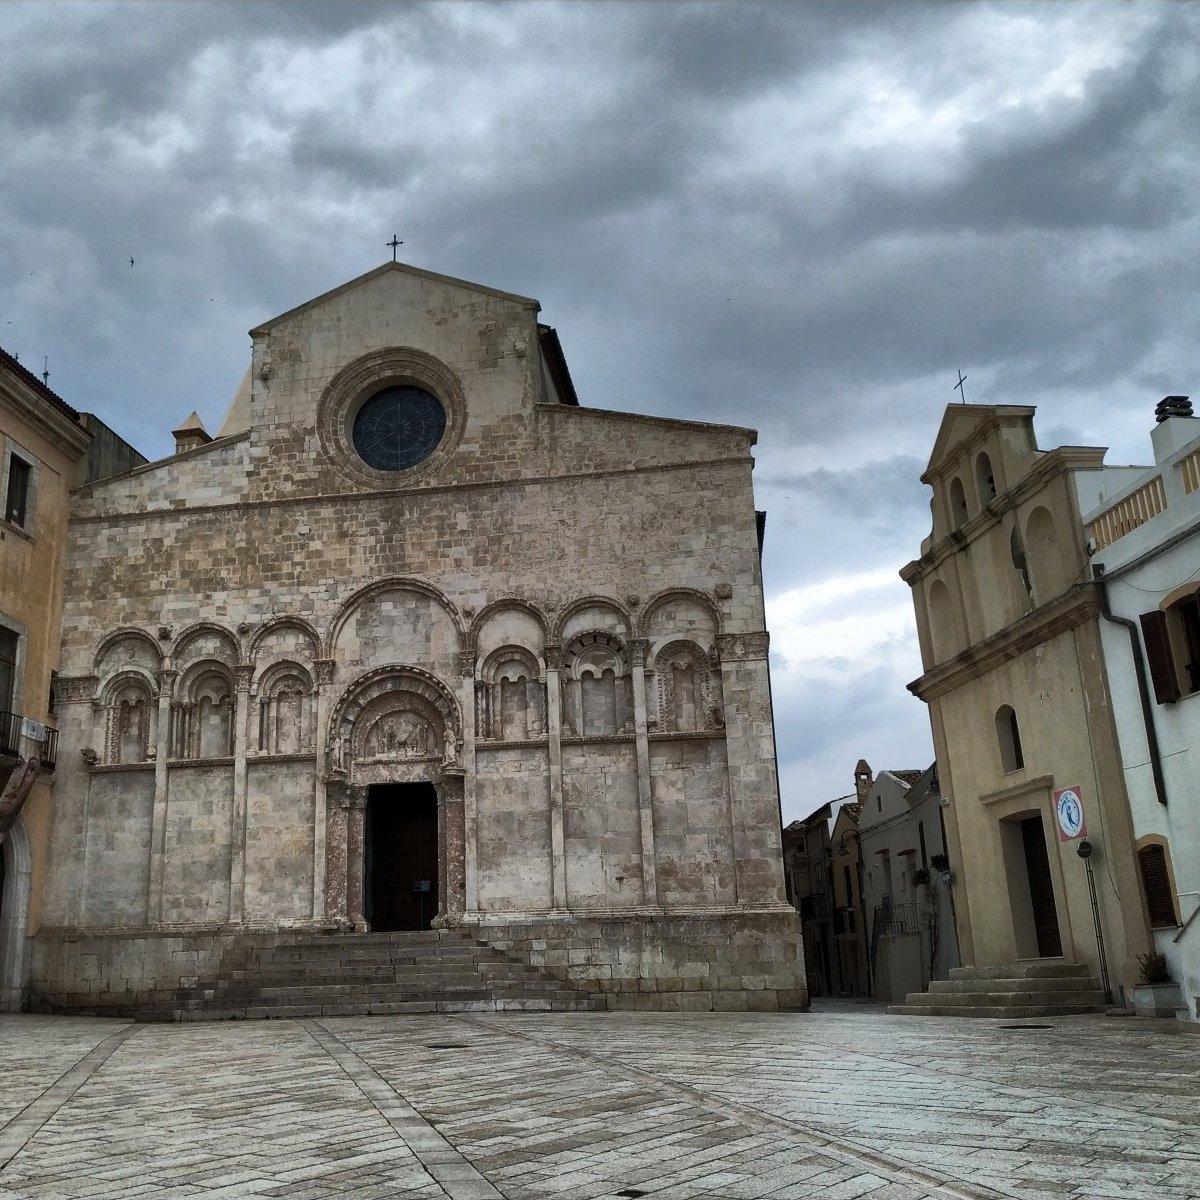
top-left (473, 911), bottom-right (808, 1012)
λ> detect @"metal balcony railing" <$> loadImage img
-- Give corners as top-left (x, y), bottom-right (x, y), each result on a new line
top-left (0, 711), bottom-right (58, 770)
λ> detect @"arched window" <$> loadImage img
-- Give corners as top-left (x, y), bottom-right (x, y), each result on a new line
top-left (976, 452), bottom-right (997, 505)
top-left (927, 579), bottom-right (962, 662)
top-left (172, 665), bottom-right (235, 759)
top-left (650, 640), bottom-right (721, 733)
top-left (949, 476), bottom-right (969, 528)
top-left (562, 631), bottom-right (631, 737)
top-left (995, 704), bottom-right (1024, 773)
top-left (1137, 842), bottom-right (1179, 927)
top-left (476, 647), bottom-right (544, 741)
top-left (1026, 506), bottom-right (1069, 602)
top-left (105, 678), bottom-right (154, 764)
top-left (257, 665), bottom-right (313, 755)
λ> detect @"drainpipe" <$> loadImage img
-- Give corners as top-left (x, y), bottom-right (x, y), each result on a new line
top-left (1093, 567), bottom-right (1168, 808)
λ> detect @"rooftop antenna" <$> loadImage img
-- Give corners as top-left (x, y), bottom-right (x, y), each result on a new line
top-left (42, 356), bottom-right (49, 386)
top-left (954, 370), bottom-right (967, 404)
top-left (387, 234), bottom-right (403, 262)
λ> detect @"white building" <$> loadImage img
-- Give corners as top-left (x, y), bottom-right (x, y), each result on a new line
top-left (1080, 396), bottom-right (1200, 1021)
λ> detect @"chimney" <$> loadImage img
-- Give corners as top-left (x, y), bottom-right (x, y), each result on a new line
top-left (1151, 395), bottom-right (1198, 463)
top-left (172, 411), bottom-right (213, 455)
top-left (854, 759), bottom-right (873, 806)
top-left (1154, 395), bottom-right (1193, 423)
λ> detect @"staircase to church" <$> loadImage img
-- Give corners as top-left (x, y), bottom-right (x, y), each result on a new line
top-left (888, 961), bottom-right (1108, 1018)
top-left (146, 929), bottom-right (605, 1021)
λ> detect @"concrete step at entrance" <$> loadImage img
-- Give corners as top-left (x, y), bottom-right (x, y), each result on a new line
top-left (891, 960), bottom-right (1107, 1018)
top-left (909, 989), bottom-right (1106, 1008)
top-left (887, 1003), bottom-right (1103, 1019)
top-left (948, 961), bottom-right (1091, 980)
top-left (928, 975), bottom-right (1101, 994)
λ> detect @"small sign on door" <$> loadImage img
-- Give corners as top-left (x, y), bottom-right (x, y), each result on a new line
top-left (1053, 786), bottom-right (1087, 841)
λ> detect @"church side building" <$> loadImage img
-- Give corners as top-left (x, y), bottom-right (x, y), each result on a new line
top-left (901, 405), bottom-right (1150, 1002)
top-left (33, 262), bottom-right (806, 1013)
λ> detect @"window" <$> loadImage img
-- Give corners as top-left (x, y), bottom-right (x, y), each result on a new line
top-left (5, 455), bottom-right (31, 527)
top-left (996, 704), bottom-right (1024, 772)
top-left (1137, 843), bottom-right (1178, 928)
top-left (0, 627), bottom-right (16, 713)
top-left (1142, 593), bottom-right (1200, 702)
top-left (975, 451), bottom-right (996, 505)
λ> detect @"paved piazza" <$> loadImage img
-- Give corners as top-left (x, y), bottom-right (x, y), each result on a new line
top-left (2, 1004), bottom-right (1198, 1200)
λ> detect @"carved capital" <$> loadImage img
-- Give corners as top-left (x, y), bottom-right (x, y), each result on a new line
top-left (314, 659), bottom-right (336, 686)
top-left (715, 632), bottom-right (770, 661)
top-left (457, 650), bottom-right (477, 678)
top-left (235, 664), bottom-right (254, 690)
top-left (156, 668), bottom-right (178, 690)
top-left (628, 638), bottom-right (649, 668)
top-left (56, 674), bottom-right (98, 704)
top-left (543, 643), bottom-right (563, 671)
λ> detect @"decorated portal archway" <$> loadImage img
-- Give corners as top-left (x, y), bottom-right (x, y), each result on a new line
top-left (325, 667), bottom-right (465, 931)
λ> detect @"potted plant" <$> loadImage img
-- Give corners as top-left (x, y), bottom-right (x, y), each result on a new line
top-left (1129, 951), bottom-right (1183, 1018)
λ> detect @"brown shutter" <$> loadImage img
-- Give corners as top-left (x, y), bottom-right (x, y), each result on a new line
top-left (1138, 844), bottom-right (1178, 927)
top-left (1140, 611), bottom-right (1181, 703)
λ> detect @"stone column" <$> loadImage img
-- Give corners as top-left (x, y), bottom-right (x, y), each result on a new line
top-left (345, 784), bottom-right (369, 932)
top-left (629, 639), bottom-right (659, 907)
top-left (452, 649), bottom-right (476, 916)
top-left (312, 658), bottom-right (335, 922)
top-left (148, 667), bottom-right (176, 926)
top-left (228, 664), bottom-right (253, 924)
top-left (325, 779), bottom-right (350, 928)
top-left (716, 632), bottom-right (781, 907)
top-left (435, 772), bottom-right (467, 926)
top-left (544, 644), bottom-right (568, 911)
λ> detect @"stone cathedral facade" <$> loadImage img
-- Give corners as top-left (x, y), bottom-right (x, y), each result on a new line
top-left (33, 263), bottom-right (806, 1012)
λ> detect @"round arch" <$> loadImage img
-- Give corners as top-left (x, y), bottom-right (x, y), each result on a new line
top-left (552, 595), bottom-right (631, 644)
top-left (324, 577), bottom-right (466, 659)
top-left (636, 587), bottom-right (722, 639)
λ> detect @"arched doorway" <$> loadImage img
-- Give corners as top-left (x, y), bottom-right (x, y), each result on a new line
top-left (325, 666), bottom-right (466, 932)
top-left (0, 815), bottom-right (32, 1011)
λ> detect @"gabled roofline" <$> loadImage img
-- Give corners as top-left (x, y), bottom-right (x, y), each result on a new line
top-left (923, 403), bottom-right (1037, 481)
top-left (249, 261), bottom-right (541, 336)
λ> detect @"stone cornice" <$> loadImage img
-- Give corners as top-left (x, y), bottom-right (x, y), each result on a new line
top-left (908, 585), bottom-right (1099, 701)
top-left (68, 455), bottom-right (750, 527)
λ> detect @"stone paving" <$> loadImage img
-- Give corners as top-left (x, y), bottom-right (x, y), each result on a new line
top-left (1, 1002), bottom-right (1198, 1200)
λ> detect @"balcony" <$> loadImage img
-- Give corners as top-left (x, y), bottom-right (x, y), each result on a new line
top-left (0, 711), bottom-right (58, 770)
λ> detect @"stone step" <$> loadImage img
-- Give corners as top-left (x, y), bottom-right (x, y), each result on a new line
top-left (887, 1003), bottom-right (1102, 1019)
top-left (928, 976), bottom-right (1103, 994)
top-left (132, 925), bottom-right (605, 1022)
top-left (903, 989), bottom-right (1105, 1008)
top-left (948, 961), bottom-right (1091, 981)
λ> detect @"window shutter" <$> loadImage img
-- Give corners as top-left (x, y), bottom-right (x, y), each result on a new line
top-left (1139, 611), bottom-right (1181, 704)
top-left (1138, 844), bottom-right (1178, 927)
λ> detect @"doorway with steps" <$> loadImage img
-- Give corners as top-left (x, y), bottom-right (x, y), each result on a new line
top-left (364, 782), bottom-right (439, 932)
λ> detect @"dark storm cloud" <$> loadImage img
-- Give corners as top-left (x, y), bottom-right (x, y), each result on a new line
top-left (4, 0), bottom-right (1199, 810)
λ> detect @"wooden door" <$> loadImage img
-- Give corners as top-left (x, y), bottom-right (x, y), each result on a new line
top-left (365, 783), bottom-right (439, 931)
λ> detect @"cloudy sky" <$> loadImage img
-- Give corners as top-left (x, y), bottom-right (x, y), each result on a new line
top-left (5, 1), bottom-right (1200, 821)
